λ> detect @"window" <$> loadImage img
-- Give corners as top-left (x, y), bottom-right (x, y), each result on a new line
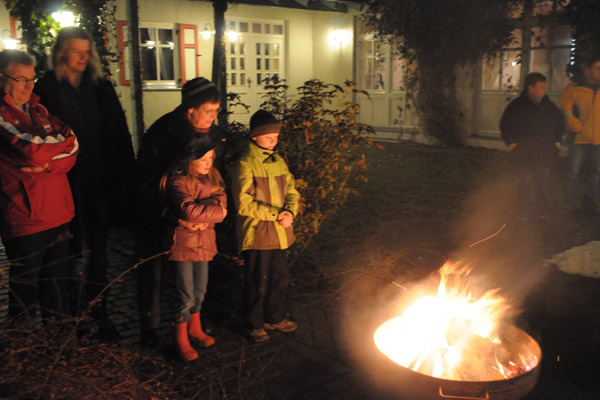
top-left (482, 29), bottom-right (522, 91)
top-left (482, 24), bottom-right (572, 92)
top-left (357, 23), bottom-right (406, 91)
top-left (225, 19), bottom-right (284, 89)
top-left (117, 22), bottom-right (199, 88)
top-left (529, 24), bottom-right (572, 91)
top-left (139, 26), bottom-right (175, 83)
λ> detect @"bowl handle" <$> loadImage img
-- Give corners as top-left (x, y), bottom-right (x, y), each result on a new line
top-left (439, 386), bottom-right (490, 400)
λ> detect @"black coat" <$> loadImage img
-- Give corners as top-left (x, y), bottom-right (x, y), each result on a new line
top-left (135, 106), bottom-right (224, 230)
top-left (34, 72), bottom-right (136, 226)
top-left (500, 93), bottom-right (565, 168)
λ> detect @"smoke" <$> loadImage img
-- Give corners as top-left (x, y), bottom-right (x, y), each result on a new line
top-left (336, 160), bottom-right (550, 396)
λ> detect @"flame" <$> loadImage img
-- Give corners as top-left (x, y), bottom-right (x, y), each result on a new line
top-left (374, 261), bottom-right (538, 381)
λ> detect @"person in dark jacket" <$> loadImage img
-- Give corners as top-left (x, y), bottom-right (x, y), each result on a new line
top-left (34, 27), bottom-right (136, 337)
top-left (135, 77), bottom-right (224, 346)
top-left (500, 72), bottom-right (565, 219)
top-left (0, 49), bottom-right (78, 321)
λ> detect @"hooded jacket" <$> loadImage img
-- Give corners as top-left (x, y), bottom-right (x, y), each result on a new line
top-left (167, 173), bottom-right (227, 262)
top-left (0, 92), bottom-right (78, 239)
top-left (230, 142), bottom-right (300, 252)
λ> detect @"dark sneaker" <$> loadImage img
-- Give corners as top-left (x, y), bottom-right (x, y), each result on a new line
top-left (264, 319), bottom-right (298, 333)
top-left (249, 328), bottom-right (270, 343)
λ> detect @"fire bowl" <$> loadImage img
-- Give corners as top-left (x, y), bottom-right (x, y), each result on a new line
top-left (370, 322), bottom-right (541, 400)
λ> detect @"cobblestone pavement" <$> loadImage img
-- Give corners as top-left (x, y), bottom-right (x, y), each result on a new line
top-left (0, 230), bottom-right (378, 399)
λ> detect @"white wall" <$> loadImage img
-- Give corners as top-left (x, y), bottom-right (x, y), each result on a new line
top-left (112, 0), bottom-right (356, 147)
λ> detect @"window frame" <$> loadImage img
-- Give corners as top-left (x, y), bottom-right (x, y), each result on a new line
top-left (117, 21), bottom-right (199, 89)
top-left (356, 23), bottom-right (406, 93)
top-left (138, 22), bottom-right (177, 89)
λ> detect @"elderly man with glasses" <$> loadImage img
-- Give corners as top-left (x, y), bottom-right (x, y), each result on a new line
top-left (134, 77), bottom-right (225, 347)
top-left (0, 49), bottom-right (78, 322)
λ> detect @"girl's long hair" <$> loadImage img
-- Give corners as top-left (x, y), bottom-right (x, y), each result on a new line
top-left (51, 27), bottom-right (103, 83)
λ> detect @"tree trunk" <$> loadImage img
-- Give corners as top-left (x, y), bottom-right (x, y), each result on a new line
top-left (127, 0), bottom-right (145, 148)
top-left (212, 0), bottom-right (228, 126)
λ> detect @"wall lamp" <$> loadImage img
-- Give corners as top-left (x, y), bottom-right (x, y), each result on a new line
top-left (329, 28), bottom-right (351, 47)
top-left (2, 29), bottom-right (19, 50)
top-left (200, 23), bottom-right (215, 40)
top-left (51, 10), bottom-right (77, 28)
top-left (225, 28), bottom-right (240, 42)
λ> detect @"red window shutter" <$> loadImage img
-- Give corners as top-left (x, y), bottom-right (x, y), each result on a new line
top-left (9, 16), bottom-right (16, 38)
top-left (179, 24), bottom-right (198, 84)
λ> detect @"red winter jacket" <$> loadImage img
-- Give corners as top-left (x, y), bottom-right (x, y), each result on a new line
top-left (166, 173), bottom-right (226, 262)
top-left (0, 92), bottom-right (78, 239)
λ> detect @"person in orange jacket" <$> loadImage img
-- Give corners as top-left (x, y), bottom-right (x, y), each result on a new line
top-left (561, 57), bottom-right (600, 215)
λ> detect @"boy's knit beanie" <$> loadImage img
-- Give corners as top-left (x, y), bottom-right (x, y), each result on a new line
top-left (249, 110), bottom-right (281, 138)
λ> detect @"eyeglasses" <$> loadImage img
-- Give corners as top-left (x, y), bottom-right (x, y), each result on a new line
top-left (2, 73), bottom-right (37, 85)
top-left (200, 107), bottom-right (222, 116)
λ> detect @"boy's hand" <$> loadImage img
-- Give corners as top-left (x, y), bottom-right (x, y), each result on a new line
top-left (277, 210), bottom-right (294, 228)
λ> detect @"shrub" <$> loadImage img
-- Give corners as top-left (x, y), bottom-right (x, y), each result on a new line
top-left (254, 78), bottom-right (378, 263)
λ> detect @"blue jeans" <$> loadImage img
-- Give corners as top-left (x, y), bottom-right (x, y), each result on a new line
top-left (173, 261), bottom-right (209, 323)
top-left (564, 144), bottom-right (600, 212)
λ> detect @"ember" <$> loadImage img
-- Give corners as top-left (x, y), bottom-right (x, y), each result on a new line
top-left (374, 261), bottom-right (539, 382)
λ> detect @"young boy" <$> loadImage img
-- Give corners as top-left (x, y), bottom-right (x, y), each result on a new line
top-left (230, 110), bottom-right (301, 342)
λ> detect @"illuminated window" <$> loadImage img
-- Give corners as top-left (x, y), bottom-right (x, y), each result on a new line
top-left (140, 26), bottom-right (175, 82)
top-left (482, 29), bottom-right (522, 91)
top-left (357, 22), bottom-right (407, 91)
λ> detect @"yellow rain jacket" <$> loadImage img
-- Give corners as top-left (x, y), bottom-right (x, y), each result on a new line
top-left (230, 142), bottom-right (300, 252)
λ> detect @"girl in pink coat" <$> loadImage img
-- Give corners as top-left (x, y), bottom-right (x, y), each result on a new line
top-left (162, 139), bottom-right (227, 361)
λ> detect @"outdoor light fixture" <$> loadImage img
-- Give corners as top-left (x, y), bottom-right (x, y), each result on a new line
top-left (329, 28), bottom-right (351, 47)
top-left (200, 23), bottom-right (215, 40)
top-left (225, 28), bottom-right (240, 42)
top-left (1, 30), bottom-right (19, 50)
top-left (51, 10), bottom-right (77, 27)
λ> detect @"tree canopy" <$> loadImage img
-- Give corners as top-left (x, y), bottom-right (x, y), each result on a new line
top-left (363, 0), bottom-right (524, 146)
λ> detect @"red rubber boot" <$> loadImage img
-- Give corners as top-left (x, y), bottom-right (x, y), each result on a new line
top-left (173, 322), bottom-right (198, 361)
top-left (188, 312), bottom-right (215, 347)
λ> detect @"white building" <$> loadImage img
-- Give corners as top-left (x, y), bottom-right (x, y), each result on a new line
top-left (0, 0), bottom-right (574, 151)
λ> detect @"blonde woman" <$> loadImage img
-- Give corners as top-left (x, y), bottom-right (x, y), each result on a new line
top-left (34, 27), bottom-right (135, 339)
